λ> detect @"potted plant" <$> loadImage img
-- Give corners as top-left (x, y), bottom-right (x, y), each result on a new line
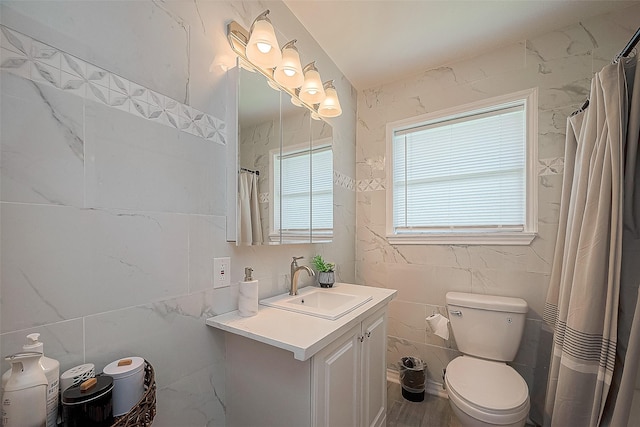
top-left (312, 255), bottom-right (335, 288)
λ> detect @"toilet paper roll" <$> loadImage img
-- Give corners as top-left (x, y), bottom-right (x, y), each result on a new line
top-left (238, 280), bottom-right (258, 317)
top-left (426, 313), bottom-right (450, 340)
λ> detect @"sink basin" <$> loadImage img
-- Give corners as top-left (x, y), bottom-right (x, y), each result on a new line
top-left (260, 288), bottom-right (373, 320)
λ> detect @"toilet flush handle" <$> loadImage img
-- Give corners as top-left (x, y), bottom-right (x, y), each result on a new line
top-left (450, 310), bottom-right (462, 316)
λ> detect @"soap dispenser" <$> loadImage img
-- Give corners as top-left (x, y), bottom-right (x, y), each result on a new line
top-left (24, 333), bottom-right (59, 427)
top-left (2, 351), bottom-right (48, 427)
top-left (2, 333), bottom-right (60, 427)
top-left (238, 267), bottom-right (258, 317)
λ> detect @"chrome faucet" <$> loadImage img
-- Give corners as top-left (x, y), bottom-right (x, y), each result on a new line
top-left (290, 256), bottom-right (315, 296)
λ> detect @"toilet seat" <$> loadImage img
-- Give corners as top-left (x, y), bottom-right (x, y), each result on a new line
top-left (445, 356), bottom-right (529, 425)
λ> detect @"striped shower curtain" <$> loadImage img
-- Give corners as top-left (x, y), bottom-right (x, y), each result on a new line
top-left (543, 55), bottom-right (640, 426)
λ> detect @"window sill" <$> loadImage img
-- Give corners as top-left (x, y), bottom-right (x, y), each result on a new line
top-left (386, 232), bottom-right (536, 246)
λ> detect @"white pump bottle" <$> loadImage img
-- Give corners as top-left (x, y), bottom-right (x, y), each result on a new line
top-left (2, 333), bottom-right (60, 427)
top-left (2, 351), bottom-right (48, 427)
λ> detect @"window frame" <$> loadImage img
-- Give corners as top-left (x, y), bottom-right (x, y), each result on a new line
top-left (385, 88), bottom-right (538, 245)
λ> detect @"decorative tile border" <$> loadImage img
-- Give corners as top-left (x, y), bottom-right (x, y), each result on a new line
top-left (357, 178), bottom-right (385, 192)
top-left (334, 171), bottom-right (355, 191)
top-left (355, 157), bottom-right (565, 192)
top-left (256, 170), bottom-right (356, 202)
top-left (538, 157), bottom-right (564, 176)
top-left (0, 25), bottom-right (225, 145)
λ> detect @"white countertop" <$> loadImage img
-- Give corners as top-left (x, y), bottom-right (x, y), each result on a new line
top-left (206, 283), bottom-right (397, 361)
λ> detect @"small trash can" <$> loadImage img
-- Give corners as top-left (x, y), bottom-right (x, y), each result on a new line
top-left (398, 356), bottom-right (426, 402)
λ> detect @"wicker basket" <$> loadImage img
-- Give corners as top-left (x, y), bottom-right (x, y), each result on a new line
top-left (111, 361), bottom-right (156, 427)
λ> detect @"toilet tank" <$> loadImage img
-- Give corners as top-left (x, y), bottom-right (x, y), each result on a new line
top-left (446, 292), bottom-right (528, 362)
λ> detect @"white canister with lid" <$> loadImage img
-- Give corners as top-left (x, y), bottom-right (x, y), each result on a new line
top-left (102, 357), bottom-right (145, 416)
top-left (60, 363), bottom-right (95, 393)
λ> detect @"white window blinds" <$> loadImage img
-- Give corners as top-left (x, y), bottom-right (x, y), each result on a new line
top-left (392, 104), bottom-right (526, 234)
top-left (274, 145), bottom-right (333, 233)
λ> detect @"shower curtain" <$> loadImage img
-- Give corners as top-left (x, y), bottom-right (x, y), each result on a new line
top-left (543, 56), bottom-right (640, 427)
top-left (238, 171), bottom-right (263, 245)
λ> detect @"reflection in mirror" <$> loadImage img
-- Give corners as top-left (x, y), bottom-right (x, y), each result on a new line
top-left (236, 64), bottom-right (333, 245)
top-left (311, 118), bottom-right (333, 243)
top-left (238, 67), bottom-right (280, 245)
top-left (275, 103), bottom-right (311, 243)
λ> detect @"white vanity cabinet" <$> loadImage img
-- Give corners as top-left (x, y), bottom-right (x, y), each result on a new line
top-left (207, 283), bottom-right (396, 427)
top-left (312, 307), bottom-right (387, 427)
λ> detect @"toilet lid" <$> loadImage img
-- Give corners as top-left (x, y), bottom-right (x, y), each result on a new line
top-left (446, 356), bottom-right (528, 411)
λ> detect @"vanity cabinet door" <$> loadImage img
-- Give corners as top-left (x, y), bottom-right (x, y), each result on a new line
top-left (312, 324), bottom-right (362, 427)
top-left (360, 308), bottom-right (388, 427)
top-left (311, 307), bottom-right (389, 427)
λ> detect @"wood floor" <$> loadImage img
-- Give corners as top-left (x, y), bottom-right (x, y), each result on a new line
top-left (386, 381), bottom-right (462, 427)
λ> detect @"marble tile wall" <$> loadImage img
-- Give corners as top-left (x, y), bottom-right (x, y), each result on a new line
top-left (354, 4), bottom-right (640, 424)
top-left (0, 1), bottom-right (356, 426)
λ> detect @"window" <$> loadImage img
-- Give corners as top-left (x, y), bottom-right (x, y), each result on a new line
top-left (386, 89), bottom-right (537, 245)
top-left (271, 142), bottom-right (333, 242)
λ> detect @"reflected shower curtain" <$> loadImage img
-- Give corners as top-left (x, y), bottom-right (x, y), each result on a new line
top-left (543, 56), bottom-right (640, 427)
top-left (238, 171), bottom-right (263, 245)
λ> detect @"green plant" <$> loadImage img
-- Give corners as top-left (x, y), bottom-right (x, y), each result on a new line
top-left (311, 255), bottom-right (335, 272)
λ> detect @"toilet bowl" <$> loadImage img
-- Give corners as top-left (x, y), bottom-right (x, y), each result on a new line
top-left (445, 356), bottom-right (529, 427)
top-left (445, 292), bottom-right (530, 427)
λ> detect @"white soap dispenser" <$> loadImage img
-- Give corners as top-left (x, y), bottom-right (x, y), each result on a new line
top-left (2, 333), bottom-right (60, 427)
top-left (2, 351), bottom-right (48, 427)
top-left (238, 267), bottom-right (259, 317)
top-left (24, 333), bottom-right (59, 427)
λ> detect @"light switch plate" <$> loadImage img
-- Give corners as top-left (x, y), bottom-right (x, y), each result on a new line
top-left (213, 257), bottom-right (231, 288)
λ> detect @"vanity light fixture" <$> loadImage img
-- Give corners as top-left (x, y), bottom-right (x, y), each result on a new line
top-left (318, 80), bottom-right (342, 118)
top-left (290, 89), bottom-right (304, 107)
top-left (267, 79), bottom-right (281, 92)
top-left (274, 40), bottom-right (304, 88)
top-left (238, 58), bottom-right (257, 72)
top-left (299, 62), bottom-right (326, 105)
top-left (226, 10), bottom-right (342, 117)
top-left (246, 10), bottom-right (282, 69)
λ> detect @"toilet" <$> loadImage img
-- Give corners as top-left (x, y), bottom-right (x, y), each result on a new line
top-left (444, 292), bottom-right (530, 427)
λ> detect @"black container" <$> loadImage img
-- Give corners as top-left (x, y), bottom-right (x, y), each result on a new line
top-left (62, 375), bottom-right (114, 427)
top-left (399, 356), bottom-right (426, 402)
top-left (401, 386), bottom-right (425, 402)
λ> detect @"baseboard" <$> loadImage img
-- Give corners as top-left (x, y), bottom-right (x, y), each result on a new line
top-left (387, 368), bottom-right (449, 399)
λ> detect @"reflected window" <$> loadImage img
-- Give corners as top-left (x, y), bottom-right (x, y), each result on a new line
top-left (271, 142), bottom-right (333, 242)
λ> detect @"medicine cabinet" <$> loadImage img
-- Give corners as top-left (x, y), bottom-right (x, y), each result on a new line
top-left (227, 63), bottom-right (333, 245)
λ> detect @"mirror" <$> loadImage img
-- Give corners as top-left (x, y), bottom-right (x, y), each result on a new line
top-left (236, 64), bottom-right (333, 245)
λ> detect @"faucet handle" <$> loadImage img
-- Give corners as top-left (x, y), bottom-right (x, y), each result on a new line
top-left (292, 256), bottom-right (304, 264)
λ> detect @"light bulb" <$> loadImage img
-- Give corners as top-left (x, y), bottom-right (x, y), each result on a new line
top-left (246, 11), bottom-right (281, 69)
top-left (299, 62), bottom-right (326, 105)
top-left (318, 80), bottom-right (342, 118)
top-left (257, 42), bottom-right (272, 54)
top-left (273, 40), bottom-right (304, 89)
